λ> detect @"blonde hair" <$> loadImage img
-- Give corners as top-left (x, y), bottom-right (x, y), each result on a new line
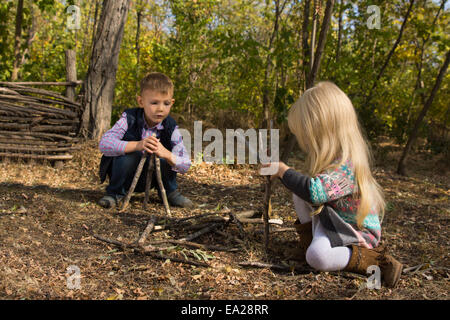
top-left (287, 81), bottom-right (385, 228)
top-left (140, 72), bottom-right (174, 96)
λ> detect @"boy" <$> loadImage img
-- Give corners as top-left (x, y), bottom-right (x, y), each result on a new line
top-left (98, 72), bottom-right (193, 208)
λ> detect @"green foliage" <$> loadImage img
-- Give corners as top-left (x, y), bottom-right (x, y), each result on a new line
top-left (0, 0), bottom-right (448, 152)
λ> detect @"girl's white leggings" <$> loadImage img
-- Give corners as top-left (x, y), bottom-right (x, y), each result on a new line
top-left (293, 194), bottom-right (352, 271)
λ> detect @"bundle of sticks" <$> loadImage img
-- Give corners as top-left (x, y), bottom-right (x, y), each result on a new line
top-left (0, 82), bottom-right (81, 161)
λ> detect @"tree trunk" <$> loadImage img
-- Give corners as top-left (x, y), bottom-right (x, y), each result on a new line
top-left (80, 0), bottom-right (131, 139)
top-left (366, 0), bottom-right (415, 104)
top-left (261, 0), bottom-right (284, 129)
top-left (397, 50), bottom-right (450, 176)
top-left (307, 0), bottom-right (335, 88)
top-left (298, 0), bottom-right (311, 93)
top-left (136, 0), bottom-right (143, 80)
top-left (309, 0), bottom-right (318, 73)
top-left (11, 0), bottom-right (24, 81)
top-left (282, 0), bottom-right (335, 162)
top-left (406, 0), bottom-right (445, 129)
top-left (335, 0), bottom-right (344, 62)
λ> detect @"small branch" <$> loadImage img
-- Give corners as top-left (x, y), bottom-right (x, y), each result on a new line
top-left (255, 227), bottom-right (296, 234)
top-left (155, 156), bottom-right (171, 215)
top-left (143, 154), bottom-right (155, 210)
top-left (229, 212), bottom-right (246, 238)
top-left (214, 230), bottom-right (245, 245)
top-left (180, 223), bottom-right (222, 242)
top-left (137, 215), bottom-right (157, 245)
top-left (403, 263), bottom-right (427, 274)
top-left (239, 261), bottom-right (311, 273)
top-left (148, 239), bottom-right (238, 252)
top-left (144, 252), bottom-right (209, 268)
top-left (89, 233), bottom-right (132, 250)
top-left (84, 225), bottom-right (209, 268)
top-left (120, 154), bottom-right (147, 212)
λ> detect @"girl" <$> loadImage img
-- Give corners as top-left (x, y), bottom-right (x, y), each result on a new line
top-left (263, 81), bottom-right (403, 288)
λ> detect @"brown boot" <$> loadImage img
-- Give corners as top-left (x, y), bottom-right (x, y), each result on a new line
top-left (344, 245), bottom-right (403, 288)
top-left (285, 220), bottom-right (312, 261)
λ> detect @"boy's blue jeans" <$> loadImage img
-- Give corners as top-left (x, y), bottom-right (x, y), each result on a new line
top-left (106, 151), bottom-right (177, 199)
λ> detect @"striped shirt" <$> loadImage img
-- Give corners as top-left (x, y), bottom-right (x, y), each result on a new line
top-left (99, 112), bottom-right (191, 174)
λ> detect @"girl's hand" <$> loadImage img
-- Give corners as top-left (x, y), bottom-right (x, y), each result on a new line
top-left (260, 161), bottom-right (290, 180)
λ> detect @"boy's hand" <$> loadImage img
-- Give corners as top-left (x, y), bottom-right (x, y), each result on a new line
top-left (139, 136), bottom-right (170, 159)
top-left (260, 161), bottom-right (290, 180)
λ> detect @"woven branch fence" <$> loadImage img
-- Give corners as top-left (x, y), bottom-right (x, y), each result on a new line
top-left (0, 50), bottom-right (83, 163)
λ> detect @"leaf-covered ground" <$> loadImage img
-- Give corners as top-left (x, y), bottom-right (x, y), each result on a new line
top-left (0, 140), bottom-right (448, 300)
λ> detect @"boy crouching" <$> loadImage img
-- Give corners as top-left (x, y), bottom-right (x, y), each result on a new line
top-left (98, 72), bottom-right (193, 209)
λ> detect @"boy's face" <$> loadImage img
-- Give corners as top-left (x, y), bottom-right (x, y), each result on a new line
top-left (137, 89), bottom-right (174, 127)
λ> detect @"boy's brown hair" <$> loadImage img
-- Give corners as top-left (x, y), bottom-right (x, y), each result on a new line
top-left (140, 72), bottom-right (174, 96)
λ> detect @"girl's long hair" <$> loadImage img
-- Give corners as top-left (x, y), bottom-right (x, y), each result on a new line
top-left (287, 81), bottom-right (385, 227)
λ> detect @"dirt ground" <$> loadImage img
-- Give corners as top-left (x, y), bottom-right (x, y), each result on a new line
top-left (0, 140), bottom-right (448, 300)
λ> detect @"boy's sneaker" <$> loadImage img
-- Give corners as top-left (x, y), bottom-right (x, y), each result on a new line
top-left (167, 190), bottom-right (194, 208)
top-left (98, 195), bottom-right (119, 209)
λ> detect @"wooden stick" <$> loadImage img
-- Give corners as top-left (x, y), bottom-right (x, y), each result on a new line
top-left (83, 225), bottom-right (209, 268)
top-left (90, 233), bottom-right (133, 250)
top-left (0, 130), bottom-right (74, 141)
top-left (0, 102), bottom-right (68, 119)
top-left (0, 83), bottom-right (82, 106)
top-left (0, 81), bottom-right (83, 86)
top-left (93, 236), bottom-right (208, 267)
top-left (173, 212), bottom-right (219, 223)
top-left (229, 212), bottom-right (246, 238)
top-left (137, 215), bottom-right (157, 245)
top-left (239, 261), bottom-right (311, 273)
top-left (263, 176), bottom-right (272, 251)
top-left (0, 152), bottom-right (72, 160)
top-left (255, 227), bottom-right (296, 234)
top-left (120, 154), bottom-right (147, 212)
top-left (0, 145), bottom-right (78, 152)
top-left (0, 116), bottom-right (78, 124)
top-left (143, 154), bottom-right (155, 210)
top-left (180, 223), bottom-right (222, 242)
top-left (155, 156), bottom-right (171, 216)
top-left (0, 94), bottom-right (78, 117)
top-left (65, 50), bottom-right (78, 102)
top-left (259, 125), bottom-right (273, 253)
top-left (143, 252), bottom-right (209, 268)
top-left (0, 87), bottom-right (20, 95)
top-left (0, 122), bottom-right (75, 133)
top-left (148, 239), bottom-right (238, 252)
top-left (214, 229), bottom-right (245, 244)
top-left (0, 139), bottom-right (73, 146)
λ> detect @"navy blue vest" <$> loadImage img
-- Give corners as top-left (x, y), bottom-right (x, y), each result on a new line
top-left (99, 108), bottom-right (177, 183)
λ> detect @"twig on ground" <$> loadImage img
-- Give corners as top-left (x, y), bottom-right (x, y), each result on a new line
top-left (180, 222), bottom-right (223, 242)
top-left (148, 239), bottom-right (238, 252)
top-left (214, 229), bottom-right (245, 244)
top-left (83, 224), bottom-right (209, 268)
top-left (229, 212), bottom-right (246, 238)
top-left (144, 252), bottom-right (209, 267)
top-left (137, 215), bottom-right (157, 245)
top-left (239, 261), bottom-right (311, 273)
top-left (403, 263), bottom-right (427, 274)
